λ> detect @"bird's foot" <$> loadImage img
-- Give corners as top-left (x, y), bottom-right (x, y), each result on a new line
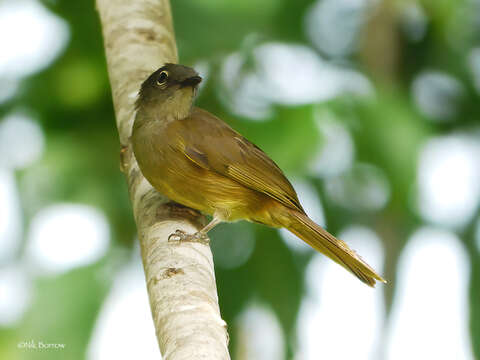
top-left (168, 229), bottom-right (209, 245)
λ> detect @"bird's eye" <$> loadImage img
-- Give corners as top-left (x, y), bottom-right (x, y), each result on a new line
top-left (156, 71), bottom-right (169, 86)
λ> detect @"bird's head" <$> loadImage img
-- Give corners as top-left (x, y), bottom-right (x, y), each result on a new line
top-left (135, 63), bottom-right (202, 119)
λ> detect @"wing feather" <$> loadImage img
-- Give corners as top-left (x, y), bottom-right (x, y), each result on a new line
top-left (177, 108), bottom-right (304, 213)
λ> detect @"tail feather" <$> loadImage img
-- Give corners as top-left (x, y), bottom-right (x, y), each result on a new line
top-left (286, 211), bottom-right (385, 287)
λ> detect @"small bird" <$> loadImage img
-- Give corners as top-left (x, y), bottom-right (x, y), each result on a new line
top-left (132, 63), bottom-right (385, 286)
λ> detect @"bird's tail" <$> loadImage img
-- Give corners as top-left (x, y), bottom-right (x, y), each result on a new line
top-left (284, 210), bottom-right (386, 287)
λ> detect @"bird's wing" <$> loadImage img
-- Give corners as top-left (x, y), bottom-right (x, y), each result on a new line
top-left (176, 107), bottom-right (304, 213)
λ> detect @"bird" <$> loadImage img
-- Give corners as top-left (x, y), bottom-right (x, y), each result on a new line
top-left (131, 63), bottom-right (386, 287)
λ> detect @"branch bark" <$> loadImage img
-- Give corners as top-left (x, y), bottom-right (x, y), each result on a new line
top-left (96, 1), bottom-right (230, 358)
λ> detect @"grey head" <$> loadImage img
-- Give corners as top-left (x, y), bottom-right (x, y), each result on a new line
top-left (135, 63), bottom-right (202, 117)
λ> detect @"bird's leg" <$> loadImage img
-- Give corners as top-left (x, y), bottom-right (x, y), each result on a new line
top-left (168, 217), bottom-right (222, 245)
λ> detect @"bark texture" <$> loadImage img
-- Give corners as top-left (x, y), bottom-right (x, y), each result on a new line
top-left (96, 1), bottom-right (230, 358)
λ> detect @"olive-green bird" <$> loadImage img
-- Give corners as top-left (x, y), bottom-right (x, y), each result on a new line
top-left (132, 63), bottom-right (385, 286)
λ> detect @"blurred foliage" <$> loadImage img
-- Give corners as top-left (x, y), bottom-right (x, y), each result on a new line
top-left (1, 0), bottom-right (480, 359)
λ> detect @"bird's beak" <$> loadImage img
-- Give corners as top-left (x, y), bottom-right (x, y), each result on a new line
top-left (181, 75), bottom-right (202, 87)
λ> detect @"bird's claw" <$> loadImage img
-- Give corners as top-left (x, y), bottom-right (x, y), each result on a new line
top-left (168, 229), bottom-right (187, 242)
top-left (168, 229), bottom-right (209, 245)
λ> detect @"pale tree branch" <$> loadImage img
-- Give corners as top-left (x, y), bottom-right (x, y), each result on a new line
top-left (96, 0), bottom-right (231, 358)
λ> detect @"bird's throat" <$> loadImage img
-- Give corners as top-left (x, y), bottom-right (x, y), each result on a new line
top-left (161, 87), bottom-right (195, 122)
top-left (134, 87), bottom-right (195, 133)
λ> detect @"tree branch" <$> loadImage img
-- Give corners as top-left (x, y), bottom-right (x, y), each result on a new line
top-left (96, 1), bottom-right (230, 358)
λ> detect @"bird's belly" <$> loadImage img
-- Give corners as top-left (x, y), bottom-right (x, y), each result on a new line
top-left (146, 160), bottom-right (265, 222)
